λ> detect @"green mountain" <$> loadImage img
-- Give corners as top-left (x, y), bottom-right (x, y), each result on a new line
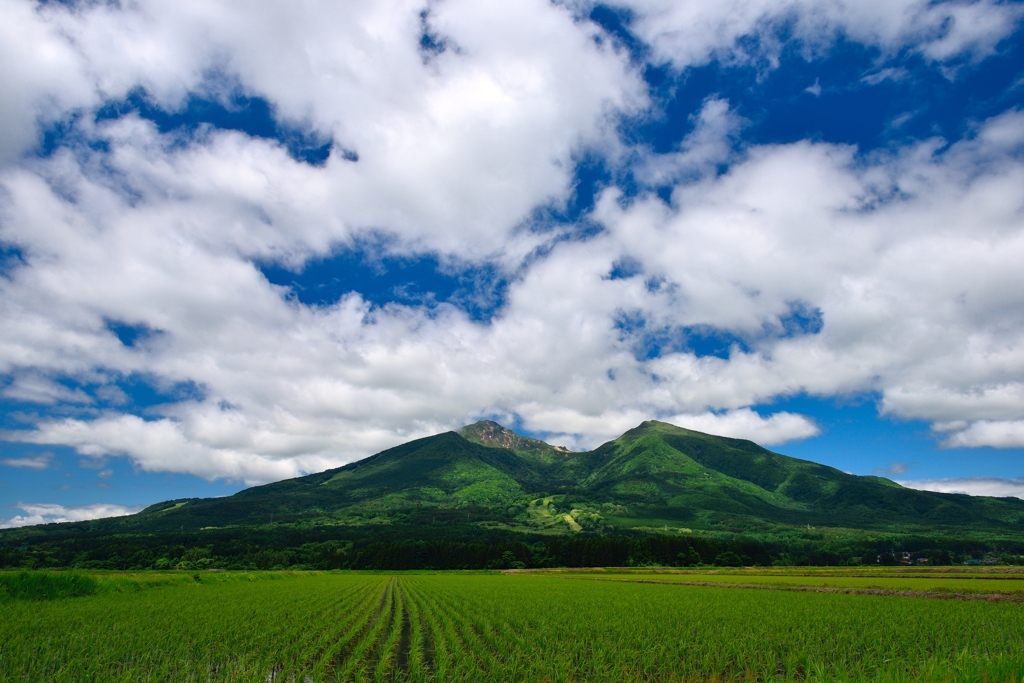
top-left (42, 419), bottom-right (1024, 538)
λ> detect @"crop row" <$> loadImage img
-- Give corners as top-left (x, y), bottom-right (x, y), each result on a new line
top-left (2, 572), bottom-right (1024, 682)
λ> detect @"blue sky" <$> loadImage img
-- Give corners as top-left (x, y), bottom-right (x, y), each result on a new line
top-left (2, 0), bottom-right (1024, 527)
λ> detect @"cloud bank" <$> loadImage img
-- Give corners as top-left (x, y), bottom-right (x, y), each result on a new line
top-left (899, 478), bottom-right (1024, 500)
top-left (1, 0), bottom-right (1023, 483)
top-left (0, 503), bottom-right (143, 529)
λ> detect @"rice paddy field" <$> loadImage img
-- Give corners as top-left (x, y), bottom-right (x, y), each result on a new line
top-left (2, 567), bottom-right (1024, 682)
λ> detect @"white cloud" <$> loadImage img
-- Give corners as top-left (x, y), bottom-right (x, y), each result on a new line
top-left (14, 0), bottom-right (642, 261)
top-left (0, 0), bottom-right (96, 164)
top-left (632, 97), bottom-right (745, 188)
top-left (666, 409), bottom-right (819, 445)
top-left (594, 108), bottom-right (1024, 419)
top-left (2, 106), bottom-right (1024, 481)
top-left (3, 102), bottom-right (1024, 483)
top-left (614, 0), bottom-right (1024, 70)
top-left (2, 373), bottom-right (93, 405)
top-left (0, 502), bottom-right (143, 529)
top-left (938, 420), bottom-right (1024, 449)
top-left (0, 0), bottom-right (1022, 487)
top-left (0, 453), bottom-right (52, 470)
top-left (898, 477), bottom-right (1024, 499)
top-left (7, 415), bottom-right (326, 485)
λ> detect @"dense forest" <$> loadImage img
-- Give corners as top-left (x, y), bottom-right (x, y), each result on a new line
top-left (2, 523), bottom-right (1021, 571)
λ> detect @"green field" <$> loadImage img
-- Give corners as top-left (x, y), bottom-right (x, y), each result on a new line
top-left (2, 569), bottom-right (1023, 682)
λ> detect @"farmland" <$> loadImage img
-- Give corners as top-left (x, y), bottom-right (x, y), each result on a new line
top-left (554, 565), bottom-right (1024, 597)
top-left (2, 569), bottom-right (1024, 682)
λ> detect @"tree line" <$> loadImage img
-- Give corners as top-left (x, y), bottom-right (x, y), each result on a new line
top-left (2, 526), bottom-right (1021, 571)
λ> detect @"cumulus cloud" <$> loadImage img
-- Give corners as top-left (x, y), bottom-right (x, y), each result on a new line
top-left (3, 0), bottom-right (641, 261)
top-left (0, 0), bottom-right (1022, 485)
top-left (898, 477), bottom-right (1024, 499)
top-left (615, 0), bottom-right (1024, 69)
top-left (0, 0), bottom-right (95, 163)
top-left (7, 414), bottom-right (343, 485)
top-left (937, 420), bottom-right (1024, 449)
top-left (594, 109), bottom-right (1024, 429)
top-left (0, 502), bottom-right (143, 529)
top-left (666, 409), bottom-right (819, 445)
top-left (4, 102), bottom-right (1024, 480)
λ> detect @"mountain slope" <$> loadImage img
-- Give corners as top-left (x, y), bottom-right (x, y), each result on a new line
top-left (575, 421), bottom-right (1024, 531)
top-left (5, 420), bottom-right (1024, 541)
top-left (125, 431), bottom-right (537, 531)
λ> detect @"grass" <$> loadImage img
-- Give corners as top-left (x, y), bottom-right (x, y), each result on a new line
top-left (1, 569), bottom-right (1023, 681)
top-left (0, 571), bottom-right (99, 601)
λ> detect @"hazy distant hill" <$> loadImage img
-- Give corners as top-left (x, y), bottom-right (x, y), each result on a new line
top-left (22, 419), bottom-right (1022, 539)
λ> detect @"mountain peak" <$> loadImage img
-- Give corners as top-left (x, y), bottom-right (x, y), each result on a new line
top-left (7, 418), bottom-right (1024, 545)
top-left (459, 420), bottom-right (568, 453)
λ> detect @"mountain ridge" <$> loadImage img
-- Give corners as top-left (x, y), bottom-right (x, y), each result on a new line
top-left (12, 419), bottom-right (1017, 539)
